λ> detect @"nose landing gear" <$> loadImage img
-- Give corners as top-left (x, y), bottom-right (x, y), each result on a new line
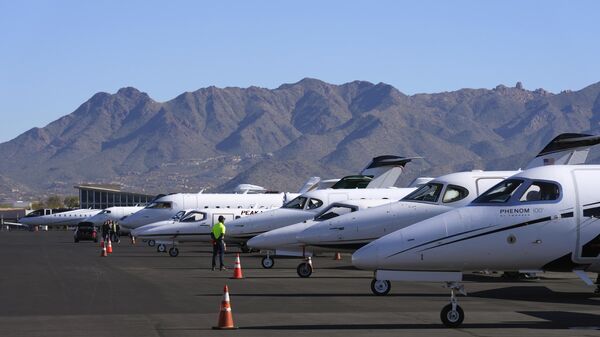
top-left (296, 257), bottom-right (313, 278)
top-left (370, 279), bottom-right (391, 296)
top-left (440, 282), bottom-right (466, 328)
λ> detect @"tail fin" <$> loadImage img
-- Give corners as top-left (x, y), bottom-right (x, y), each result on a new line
top-left (525, 133), bottom-right (600, 169)
top-left (297, 177), bottom-right (322, 194)
top-left (361, 155), bottom-right (421, 189)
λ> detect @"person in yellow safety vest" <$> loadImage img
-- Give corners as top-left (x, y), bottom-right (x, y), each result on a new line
top-left (211, 216), bottom-right (227, 271)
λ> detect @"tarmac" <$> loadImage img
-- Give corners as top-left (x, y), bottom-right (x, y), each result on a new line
top-left (1, 231), bottom-right (600, 337)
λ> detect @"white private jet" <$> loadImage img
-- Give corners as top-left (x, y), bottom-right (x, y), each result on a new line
top-left (131, 207), bottom-right (274, 256)
top-left (247, 133), bottom-right (600, 279)
top-left (18, 208), bottom-right (102, 227)
top-left (248, 199), bottom-right (399, 270)
top-left (84, 206), bottom-right (145, 232)
top-left (251, 170), bottom-right (513, 276)
top-left (119, 187), bottom-right (298, 230)
top-left (352, 164), bottom-right (600, 327)
top-left (226, 155), bottom-right (430, 246)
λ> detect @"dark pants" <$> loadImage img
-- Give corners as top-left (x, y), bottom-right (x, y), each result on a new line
top-left (212, 240), bottom-right (225, 268)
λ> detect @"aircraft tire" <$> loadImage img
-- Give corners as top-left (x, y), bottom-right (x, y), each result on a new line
top-left (440, 304), bottom-right (464, 328)
top-left (148, 240), bottom-right (156, 247)
top-left (261, 256), bottom-right (274, 269)
top-left (157, 244), bottom-right (167, 253)
top-left (168, 247), bottom-right (179, 257)
top-left (296, 262), bottom-right (313, 278)
top-left (370, 279), bottom-right (391, 296)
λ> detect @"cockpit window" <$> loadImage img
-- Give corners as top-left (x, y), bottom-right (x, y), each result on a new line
top-left (180, 212), bottom-right (207, 222)
top-left (315, 205), bottom-right (356, 221)
top-left (146, 201), bottom-right (172, 209)
top-left (282, 196), bottom-right (307, 209)
top-left (172, 210), bottom-right (186, 220)
top-left (442, 185), bottom-right (469, 203)
top-left (473, 179), bottom-right (524, 204)
top-left (100, 210), bottom-right (111, 214)
top-left (518, 181), bottom-right (560, 202)
top-left (306, 198), bottom-right (323, 210)
top-left (403, 183), bottom-right (444, 203)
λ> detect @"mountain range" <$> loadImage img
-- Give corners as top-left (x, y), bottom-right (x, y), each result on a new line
top-left (2, 78), bottom-right (600, 200)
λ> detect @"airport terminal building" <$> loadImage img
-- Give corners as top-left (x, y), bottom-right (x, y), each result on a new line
top-left (75, 184), bottom-right (155, 209)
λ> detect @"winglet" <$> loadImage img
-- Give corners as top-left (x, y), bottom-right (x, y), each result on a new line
top-left (361, 155), bottom-right (422, 189)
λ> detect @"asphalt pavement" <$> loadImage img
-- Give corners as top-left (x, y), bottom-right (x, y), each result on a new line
top-left (1, 231), bottom-right (599, 337)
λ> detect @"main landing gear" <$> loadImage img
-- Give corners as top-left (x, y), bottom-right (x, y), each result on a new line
top-left (157, 243), bottom-right (166, 253)
top-left (440, 282), bottom-right (466, 328)
top-left (147, 239), bottom-right (156, 247)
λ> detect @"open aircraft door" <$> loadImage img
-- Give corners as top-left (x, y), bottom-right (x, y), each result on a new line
top-left (573, 168), bottom-right (600, 263)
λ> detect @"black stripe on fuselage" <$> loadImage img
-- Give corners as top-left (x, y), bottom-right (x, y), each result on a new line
top-left (418, 216), bottom-right (552, 253)
top-left (561, 212), bottom-right (574, 218)
top-left (140, 233), bottom-right (211, 238)
top-left (386, 227), bottom-right (490, 258)
top-left (386, 216), bottom-right (552, 258)
top-left (583, 201), bottom-right (600, 207)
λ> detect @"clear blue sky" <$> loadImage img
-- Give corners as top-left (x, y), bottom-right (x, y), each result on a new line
top-left (1, 0), bottom-right (599, 142)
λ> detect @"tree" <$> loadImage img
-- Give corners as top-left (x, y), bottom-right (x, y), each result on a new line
top-left (45, 195), bottom-right (64, 209)
top-left (64, 196), bottom-right (79, 209)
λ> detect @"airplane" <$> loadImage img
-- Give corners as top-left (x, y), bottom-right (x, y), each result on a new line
top-left (226, 155), bottom-right (431, 248)
top-left (119, 188), bottom-right (299, 231)
top-left (130, 207), bottom-right (274, 256)
top-left (351, 163), bottom-right (600, 328)
top-left (18, 208), bottom-right (102, 227)
top-left (247, 133), bottom-right (600, 279)
top-left (247, 198), bottom-right (400, 269)
top-left (251, 170), bottom-right (514, 276)
top-left (84, 206), bottom-right (145, 233)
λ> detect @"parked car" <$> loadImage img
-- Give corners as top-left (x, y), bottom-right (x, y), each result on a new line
top-left (74, 223), bottom-right (97, 243)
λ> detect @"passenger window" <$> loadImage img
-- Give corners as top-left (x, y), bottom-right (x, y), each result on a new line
top-left (519, 181), bottom-right (560, 202)
top-left (442, 185), bottom-right (469, 203)
top-left (306, 198), bottom-right (323, 210)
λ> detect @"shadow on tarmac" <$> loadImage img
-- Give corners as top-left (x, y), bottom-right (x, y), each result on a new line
top-left (471, 286), bottom-right (600, 306)
top-left (240, 311), bottom-right (600, 330)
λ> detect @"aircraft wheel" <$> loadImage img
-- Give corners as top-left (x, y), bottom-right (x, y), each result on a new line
top-left (296, 262), bottom-right (313, 278)
top-left (440, 303), bottom-right (464, 328)
top-left (168, 247), bottom-right (179, 257)
top-left (370, 279), bottom-right (391, 296)
top-left (261, 256), bottom-right (274, 269)
top-left (148, 240), bottom-right (156, 247)
top-left (157, 244), bottom-right (166, 253)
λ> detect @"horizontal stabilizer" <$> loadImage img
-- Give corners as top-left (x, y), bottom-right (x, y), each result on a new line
top-left (525, 133), bottom-right (600, 169)
top-left (361, 155), bottom-right (422, 189)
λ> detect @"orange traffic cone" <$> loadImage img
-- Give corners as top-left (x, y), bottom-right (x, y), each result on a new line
top-left (334, 252), bottom-right (342, 260)
top-left (107, 239), bottom-right (113, 254)
top-left (100, 241), bottom-right (107, 257)
top-left (231, 253), bottom-right (244, 279)
top-left (213, 285), bottom-right (237, 330)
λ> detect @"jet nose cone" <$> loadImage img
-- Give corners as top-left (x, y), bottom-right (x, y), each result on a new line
top-left (246, 234), bottom-right (265, 250)
top-left (352, 243), bottom-right (379, 270)
top-left (296, 227), bottom-right (317, 244)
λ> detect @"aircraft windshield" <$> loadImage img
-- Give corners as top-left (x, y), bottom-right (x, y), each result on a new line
top-left (180, 212), bottom-right (207, 222)
top-left (172, 210), bottom-right (186, 220)
top-left (315, 205), bottom-right (356, 221)
top-left (282, 196), bottom-right (307, 209)
top-left (306, 198), bottom-right (323, 210)
top-left (146, 201), bottom-right (172, 209)
top-left (402, 183), bottom-right (444, 203)
top-left (99, 210), bottom-right (111, 214)
top-left (473, 179), bottom-right (524, 203)
top-left (442, 185), bottom-right (469, 203)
